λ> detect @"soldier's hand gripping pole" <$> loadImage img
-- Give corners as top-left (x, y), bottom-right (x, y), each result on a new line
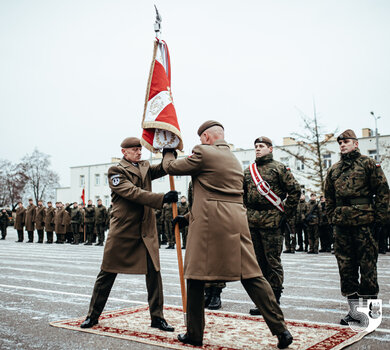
top-left (169, 175), bottom-right (187, 324)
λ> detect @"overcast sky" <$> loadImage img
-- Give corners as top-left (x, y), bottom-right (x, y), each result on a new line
top-left (1, 0), bottom-right (389, 186)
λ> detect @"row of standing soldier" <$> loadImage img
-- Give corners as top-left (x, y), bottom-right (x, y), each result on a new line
top-left (11, 199), bottom-right (112, 245)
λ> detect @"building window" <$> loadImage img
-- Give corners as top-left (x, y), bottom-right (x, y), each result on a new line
top-left (323, 153), bottom-right (332, 169)
top-left (104, 173), bottom-right (108, 185)
top-left (80, 175), bottom-right (85, 187)
top-left (104, 195), bottom-right (110, 207)
top-left (280, 157), bottom-right (290, 166)
top-left (296, 159), bottom-right (304, 171)
top-left (242, 161), bottom-right (250, 169)
top-left (95, 174), bottom-right (100, 186)
top-left (369, 150), bottom-right (378, 161)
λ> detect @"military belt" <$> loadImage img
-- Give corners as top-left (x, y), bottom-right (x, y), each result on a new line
top-left (335, 197), bottom-right (372, 206)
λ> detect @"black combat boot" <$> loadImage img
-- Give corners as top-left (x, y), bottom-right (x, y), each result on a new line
top-left (27, 231), bottom-right (33, 242)
top-left (249, 307), bottom-right (261, 315)
top-left (208, 287), bottom-right (222, 310)
top-left (204, 287), bottom-right (212, 308)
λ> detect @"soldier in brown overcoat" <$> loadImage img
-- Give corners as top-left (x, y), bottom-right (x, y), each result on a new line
top-left (14, 202), bottom-right (26, 242)
top-left (34, 200), bottom-right (46, 243)
top-left (54, 202), bottom-right (66, 243)
top-left (80, 137), bottom-right (178, 332)
top-left (25, 198), bottom-right (36, 243)
top-left (44, 201), bottom-right (55, 243)
top-left (163, 121), bottom-right (293, 349)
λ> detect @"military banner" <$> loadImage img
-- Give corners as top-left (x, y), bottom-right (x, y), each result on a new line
top-left (141, 38), bottom-right (183, 153)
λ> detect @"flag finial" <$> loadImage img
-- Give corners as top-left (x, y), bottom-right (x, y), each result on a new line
top-left (154, 5), bottom-right (162, 37)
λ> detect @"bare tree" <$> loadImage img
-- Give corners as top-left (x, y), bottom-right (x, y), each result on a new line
top-left (0, 159), bottom-right (28, 207)
top-left (21, 149), bottom-right (60, 204)
top-left (278, 102), bottom-right (337, 193)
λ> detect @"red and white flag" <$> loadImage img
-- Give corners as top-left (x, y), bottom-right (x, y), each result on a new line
top-left (141, 39), bottom-right (183, 153)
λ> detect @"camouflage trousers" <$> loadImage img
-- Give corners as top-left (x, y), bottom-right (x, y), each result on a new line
top-left (334, 225), bottom-right (379, 297)
top-left (250, 227), bottom-right (284, 291)
top-left (164, 220), bottom-right (175, 245)
top-left (306, 224), bottom-right (319, 253)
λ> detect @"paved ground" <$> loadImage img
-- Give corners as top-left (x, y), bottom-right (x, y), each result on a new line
top-left (0, 227), bottom-right (389, 350)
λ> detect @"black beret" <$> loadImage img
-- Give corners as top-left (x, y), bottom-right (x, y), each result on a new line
top-left (254, 136), bottom-right (272, 146)
top-left (197, 120), bottom-right (224, 136)
top-left (120, 137), bottom-right (141, 148)
top-left (337, 129), bottom-right (357, 142)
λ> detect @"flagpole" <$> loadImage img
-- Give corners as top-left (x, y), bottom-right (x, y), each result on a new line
top-left (169, 175), bottom-right (187, 322)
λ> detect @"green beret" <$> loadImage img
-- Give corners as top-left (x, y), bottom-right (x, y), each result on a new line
top-left (120, 137), bottom-right (141, 148)
top-left (197, 120), bottom-right (224, 136)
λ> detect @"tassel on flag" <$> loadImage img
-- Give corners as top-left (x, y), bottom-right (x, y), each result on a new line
top-left (141, 38), bottom-right (183, 152)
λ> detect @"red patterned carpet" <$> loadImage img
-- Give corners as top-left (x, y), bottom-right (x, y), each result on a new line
top-left (50, 306), bottom-right (370, 349)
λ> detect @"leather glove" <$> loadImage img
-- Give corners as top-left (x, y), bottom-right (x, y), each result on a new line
top-left (162, 148), bottom-right (178, 159)
top-left (172, 215), bottom-right (189, 229)
top-left (163, 190), bottom-right (178, 203)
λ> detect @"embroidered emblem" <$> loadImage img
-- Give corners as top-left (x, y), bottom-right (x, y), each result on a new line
top-left (111, 174), bottom-right (120, 186)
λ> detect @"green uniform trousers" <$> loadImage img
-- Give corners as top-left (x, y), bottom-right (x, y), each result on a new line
top-left (87, 252), bottom-right (164, 321)
top-left (186, 277), bottom-right (286, 342)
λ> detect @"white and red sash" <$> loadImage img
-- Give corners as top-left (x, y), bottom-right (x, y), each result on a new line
top-left (249, 162), bottom-right (285, 213)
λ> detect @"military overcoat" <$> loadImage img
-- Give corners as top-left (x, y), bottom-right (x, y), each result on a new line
top-left (163, 140), bottom-right (262, 281)
top-left (101, 158), bottom-right (166, 274)
top-left (35, 206), bottom-right (46, 230)
top-left (14, 207), bottom-right (26, 230)
top-left (44, 207), bottom-right (55, 231)
top-left (25, 204), bottom-right (36, 231)
top-left (54, 208), bottom-right (66, 234)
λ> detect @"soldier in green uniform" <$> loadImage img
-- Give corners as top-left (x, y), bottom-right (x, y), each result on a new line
top-left (243, 136), bottom-right (300, 314)
top-left (303, 193), bottom-right (320, 254)
top-left (177, 196), bottom-right (189, 249)
top-left (84, 200), bottom-right (95, 245)
top-left (295, 194), bottom-right (306, 251)
top-left (0, 209), bottom-right (9, 240)
top-left (324, 129), bottom-right (389, 325)
top-left (163, 202), bottom-right (175, 249)
top-left (34, 200), bottom-right (45, 243)
top-left (95, 199), bottom-right (107, 246)
top-left (70, 202), bottom-right (82, 245)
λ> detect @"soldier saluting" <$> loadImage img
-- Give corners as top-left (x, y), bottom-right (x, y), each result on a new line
top-left (243, 136), bottom-right (300, 314)
top-left (324, 129), bottom-right (389, 325)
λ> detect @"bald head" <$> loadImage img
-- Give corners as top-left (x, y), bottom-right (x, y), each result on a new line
top-left (200, 125), bottom-right (225, 145)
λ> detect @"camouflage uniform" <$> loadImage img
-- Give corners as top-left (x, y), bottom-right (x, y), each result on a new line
top-left (155, 209), bottom-right (165, 245)
top-left (303, 200), bottom-right (320, 253)
top-left (177, 201), bottom-right (189, 248)
top-left (325, 148), bottom-right (389, 298)
top-left (163, 202), bottom-right (174, 248)
top-left (0, 210), bottom-right (9, 239)
top-left (95, 204), bottom-right (107, 245)
top-left (319, 201), bottom-right (332, 252)
top-left (84, 205), bottom-right (95, 245)
top-left (70, 207), bottom-right (82, 244)
top-left (295, 199), bottom-right (307, 251)
top-left (243, 153), bottom-right (300, 301)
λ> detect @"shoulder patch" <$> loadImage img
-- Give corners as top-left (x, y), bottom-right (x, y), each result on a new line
top-left (286, 167), bottom-right (291, 171)
top-left (110, 174), bottom-right (120, 186)
top-left (376, 163), bottom-right (381, 167)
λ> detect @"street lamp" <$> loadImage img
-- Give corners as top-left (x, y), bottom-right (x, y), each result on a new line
top-left (370, 111), bottom-right (381, 162)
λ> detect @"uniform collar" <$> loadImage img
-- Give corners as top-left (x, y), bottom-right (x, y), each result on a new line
top-left (119, 157), bottom-right (148, 181)
top-left (255, 153), bottom-right (273, 165)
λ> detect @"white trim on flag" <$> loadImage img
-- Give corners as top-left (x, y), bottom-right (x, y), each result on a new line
top-left (145, 90), bottom-right (172, 122)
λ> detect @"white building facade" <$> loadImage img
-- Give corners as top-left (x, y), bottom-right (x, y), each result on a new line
top-left (56, 129), bottom-right (390, 204)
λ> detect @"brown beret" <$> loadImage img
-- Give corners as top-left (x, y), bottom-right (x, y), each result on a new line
top-left (197, 120), bottom-right (224, 136)
top-left (337, 129), bottom-right (357, 142)
top-left (120, 137), bottom-right (141, 148)
top-left (254, 136), bottom-right (272, 146)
